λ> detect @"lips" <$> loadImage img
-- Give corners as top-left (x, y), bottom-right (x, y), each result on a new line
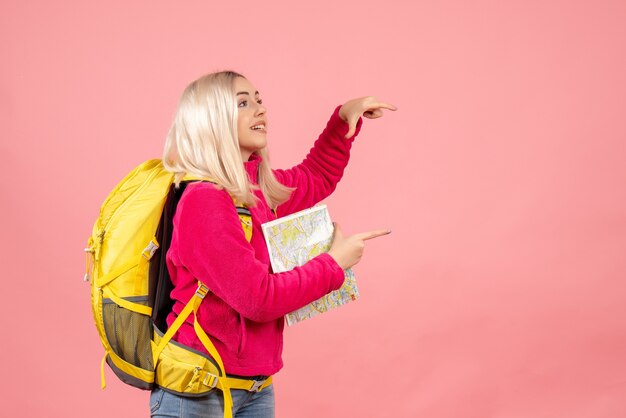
top-left (250, 122), bottom-right (267, 133)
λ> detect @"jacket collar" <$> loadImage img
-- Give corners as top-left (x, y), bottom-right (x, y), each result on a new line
top-left (244, 152), bottom-right (262, 184)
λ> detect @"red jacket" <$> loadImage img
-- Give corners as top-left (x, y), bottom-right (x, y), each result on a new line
top-left (166, 105), bottom-right (363, 376)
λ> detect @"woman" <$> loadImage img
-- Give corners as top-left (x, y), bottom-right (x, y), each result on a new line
top-left (151, 70), bottom-right (395, 417)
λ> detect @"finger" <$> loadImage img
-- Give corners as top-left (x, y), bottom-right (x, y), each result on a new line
top-left (363, 109), bottom-right (383, 119)
top-left (332, 222), bottom-right (344, 239)
top-left (369, 102), bottom-right (397, 111)
top-left (355, 229), bottom-right (392, 241)
top-left (345, 118), bottom-right (358, 139)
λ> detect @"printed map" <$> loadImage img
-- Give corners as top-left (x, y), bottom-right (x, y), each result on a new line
top-left (262, 205), bottom-right (359, 326)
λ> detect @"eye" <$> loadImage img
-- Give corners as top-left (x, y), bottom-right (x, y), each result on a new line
top-left (238, 100), bottom-right (247, 108)
top-left (257, 99), bottom-right (263, 105)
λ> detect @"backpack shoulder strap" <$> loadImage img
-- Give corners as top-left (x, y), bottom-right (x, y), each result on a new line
top-left (150, 180), bottom-right (252, 325)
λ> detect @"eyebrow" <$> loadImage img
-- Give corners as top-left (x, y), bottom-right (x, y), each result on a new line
top-left (236, 91), bottom-right (259, 96)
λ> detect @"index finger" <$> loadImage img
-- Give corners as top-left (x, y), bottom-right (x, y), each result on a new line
top-left (369, 102), bottom-right (397, 111)
top-left (355, 229), bottom-right (392, 241)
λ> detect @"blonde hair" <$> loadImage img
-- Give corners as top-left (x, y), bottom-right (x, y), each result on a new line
top-left (163, 71), bottom-right (293, 208)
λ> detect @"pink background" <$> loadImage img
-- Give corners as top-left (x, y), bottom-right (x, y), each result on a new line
top-left (2, 0), bottom-right (625, 416)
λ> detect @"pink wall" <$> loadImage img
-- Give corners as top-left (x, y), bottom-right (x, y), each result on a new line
top-left (2, 0), bottom-right (625, 416)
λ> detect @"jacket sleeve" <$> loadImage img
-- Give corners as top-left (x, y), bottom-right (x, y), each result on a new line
top-left (273, 105), bottom-right (363, 217)
top-left (174, 184), bottom-right (346, 323)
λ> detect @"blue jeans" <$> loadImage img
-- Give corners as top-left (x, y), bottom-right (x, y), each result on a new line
top-left (150, 385), bottom-right (275, 418)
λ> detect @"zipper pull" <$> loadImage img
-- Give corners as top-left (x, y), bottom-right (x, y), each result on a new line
top-left (84, 235), bottom-right (96, 282)
top-left (84, 247), bottom-right (94, 281)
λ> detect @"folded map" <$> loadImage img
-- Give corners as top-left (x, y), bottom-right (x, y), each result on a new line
top-left (261, 205), bottom-right (359, 326)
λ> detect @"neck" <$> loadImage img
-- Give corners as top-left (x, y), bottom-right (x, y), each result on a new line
top-left (241, 150), bottom-right (253, 162)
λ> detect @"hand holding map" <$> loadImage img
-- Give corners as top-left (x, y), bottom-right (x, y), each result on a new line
top-left (262, 205), bottom-right (374, 326)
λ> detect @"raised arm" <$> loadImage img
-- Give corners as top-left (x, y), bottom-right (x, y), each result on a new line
top-left (274, 98), bottom-right (397, 216)
top-left (272, 105), bottom-right (361, 216)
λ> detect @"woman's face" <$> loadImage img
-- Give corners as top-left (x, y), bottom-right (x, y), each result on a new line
top-left (235, 77), bottom-right (267, 161)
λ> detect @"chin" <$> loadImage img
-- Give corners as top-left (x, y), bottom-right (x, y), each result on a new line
top-left (254, 139), bottom-right (268, 150)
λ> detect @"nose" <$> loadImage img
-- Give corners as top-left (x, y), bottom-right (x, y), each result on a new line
top-left (255, 102), bottom-right (266, 116)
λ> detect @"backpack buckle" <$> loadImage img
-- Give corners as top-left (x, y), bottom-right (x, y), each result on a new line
top-left (195, 283), bottom-right (210, 299)
top-left (249, 379), bottom-right (265, 393)
top-left (142, 239), bottom-right (160, 260)
top-left (202, 372), bottom-right (219, 389)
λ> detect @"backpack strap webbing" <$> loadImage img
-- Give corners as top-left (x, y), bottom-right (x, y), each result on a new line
top-left (153, 282), bottom-right (235, 417)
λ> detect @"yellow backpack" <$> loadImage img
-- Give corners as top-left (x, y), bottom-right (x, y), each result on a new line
top-left (84, 159), bottom-right (271, 418)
